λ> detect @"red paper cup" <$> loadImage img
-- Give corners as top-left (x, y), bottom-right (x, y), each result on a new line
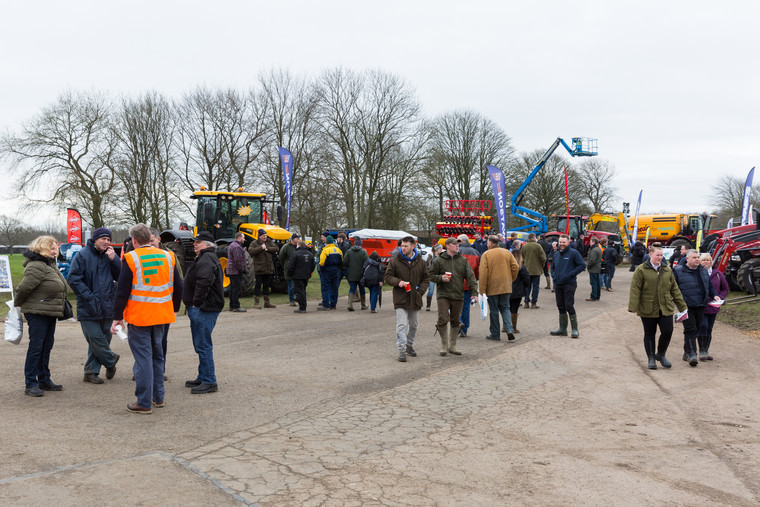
top-left (405, 283), bottom-right (411, 292)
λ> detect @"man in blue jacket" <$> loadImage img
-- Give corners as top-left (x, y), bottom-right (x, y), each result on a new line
top-left (550, 234), bottom-right (586, 338)
top-left (673, 249), bottom-right (719, 367)
top-left (68, 227), bottom-right (122, 384)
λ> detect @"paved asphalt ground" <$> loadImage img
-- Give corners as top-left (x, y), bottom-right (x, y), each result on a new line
top-left (1, 268), bottom-right (759, 506)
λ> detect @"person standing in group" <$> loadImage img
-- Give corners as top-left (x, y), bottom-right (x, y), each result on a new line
top-left (16, 236), bottom-right (69, 397)
top-left (384, 236), bottom-right (429, 362)
top-left (336, 232), bottom-right (351, 288)
top-left (248, 229), bottom-right (279, 310)
top-left (429, 237), bottom-right (478, 356)
top-left (226, 232), bottom-right (248, 312)
top-left (570, 232), bottom-right (586, 257)
top-left (521, 233), bottom-right (547, 309)
top-left (505, 232), bottom-right (518, 250)
top-left (456, 234), bottom-right (480, 337)
top-left (472, 231), bottom-right (488, 256)
top-left (279, 233), bottom-right (300, 307)
top-left (67, 227), bottom-right (121, 385)
top-left (537, 234), bottom-right (553, 289)
top-left (317, 236), bottom-right (343, 311)
top-left (183, 232), bottom-right (225, 393)
top-left (585, 236), bottom-right (602, 302)
top-left (342, 236), bottom-right (369, 311)
top-left (628, 244), bottom-right (687, 369)
top-left (629, 240), bottom-right (647, 271)
top-left (601, 238), bottom-right (618, 292)
top-left (697, 253), bottom-right (729, 361)
top-left (425, 244), bottom-right (443, 311)
top-left (509, 248), bottom-right (531, 335)
top-left (479, 235), bottom-right (520, 341)
top-left (550, 234), bottom-right (586, 338)
top-left (670, 244), bottom-right (688, 268)
top-left (112, 224), bottom-right (183, 414)
top-left (361, 251), bottom-right (385, 313)
top-left (286, 240), bottom-right (316, 313)
top-left (673, 249), bottom-right (719, 367)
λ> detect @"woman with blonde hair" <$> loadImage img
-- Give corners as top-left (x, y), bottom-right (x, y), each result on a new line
top-left (15, 236), bottom-right (70, 397)
top-left (697, 253), bottom-right (729, 361)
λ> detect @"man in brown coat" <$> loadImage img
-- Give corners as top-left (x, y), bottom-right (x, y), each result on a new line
top-left (479, 235), bottom-right (520, 341)
top-left (521, 232), bottom-right (547, 309)
top-left (248, 229), bottom-right (280, 309)
top-left (384, 236), bottom-right (430, 362)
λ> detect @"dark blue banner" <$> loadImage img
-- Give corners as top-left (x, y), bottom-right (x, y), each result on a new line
top-left (741, 167), bottom-right (755, 226)
top-left (278, 147), bottom-right (294, 230)
top-left (486, 165), bottom-right (508, 235)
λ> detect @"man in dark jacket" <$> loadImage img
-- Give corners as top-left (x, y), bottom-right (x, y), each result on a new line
top-left (550, 234), bottom-right (586, 338)
top-left (248, 229), bottom-right (280, 309)
top-left (472, 231), bottom-right (488, 256)
top-left (279, 233), bottom-right (300, 307)
top-left (286, 241), bottom-right (316, 313)
top-left (183, 232), bottom-right (224, 394)
top-left (585, 237), bottom-right (602, 302)
top-left (601, 238), bottom-right (619, 291)
top-left (673, 249), bottom-right (719, 367)
top-left (67, 227), bottom-right (121, 384)
top-left (342, 237), bottom-right (369, 311)
top-left (630, 240), bottom-right (647, 271)
top-left (317, 236), bottom-right (343, 310)
top-left (384, 236), bottom-right (430, 362)
top-left (226, 232), bottom-right (248, 312)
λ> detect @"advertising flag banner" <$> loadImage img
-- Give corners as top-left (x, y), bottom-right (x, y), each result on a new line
top-left (278, 147), bottom-right (294, 230)
top-left (741, 167), bottom-right (755, 226)
top-left (632, 190), bottom-right (643, 243)
top-left (486, 165), bottom-right (508, 235)
top-left (67, 208), bottom-right (83, 245)
top-left (564, 165), bottom-right (570, 233)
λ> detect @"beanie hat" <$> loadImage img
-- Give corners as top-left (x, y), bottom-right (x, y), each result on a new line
top-left (258, 229), bottom-right (267, 237)
top-left (92, 227), bottom-right (112, 241)
top-left (354, 237), bottom-right (362, 246)
top-left (326, 236), bottom-right (335, 244)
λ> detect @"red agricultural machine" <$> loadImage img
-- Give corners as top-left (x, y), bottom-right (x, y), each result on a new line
top-left (435, 200), bottom-right (494, 241)
top-left (703, 210), bottom-right (760, 294)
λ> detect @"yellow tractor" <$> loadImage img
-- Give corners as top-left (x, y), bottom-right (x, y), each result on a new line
top-left (160, 188), bottom-right (291, 295)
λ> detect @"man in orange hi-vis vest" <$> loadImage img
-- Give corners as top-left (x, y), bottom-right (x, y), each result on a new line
top-left (112, 224), bottom-right (183, 415)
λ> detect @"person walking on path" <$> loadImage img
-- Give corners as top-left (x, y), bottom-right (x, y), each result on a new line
top-left (384, 236), bottom-right (429, 362)
top-left (16, 236), bottom-right (70, 397)
top-left (226, 232), bottom-right (248, 312)
top-left (521, 233), bottom-right (547, 309)
top-left (673, 249), bottom-right (719, 367)
top-left (425, 244), bottom-right (443, 311)
top-left (601, 238), bottom-right (619, 291)
top-left (248, 229), bottom-right (280, 309)
top-left (509, 248), bottom-right (531, 335)
top-left (429, 237), bottom-right (478, 356)
top-left (456, 234), bottom-right (480, 337)
top-left (628, 244), bottom-right (687, 369)
top-left (585, 236), bottom-right (602, 302)
top-left (317, 236), bottom-right (343, 311)
top-left (479, 235), bottom-right (520, 341)
top-left (550, 234), bottom-right (586, 338)
top-left (67, 227), bottom-right (121, 385)
top-left (279, 233), bottom-right (300, 307)
top-left (112, 224), bottom-right (183, 414)
top-left (183, 232), bottom-right (225, 393)
top-left (361, 251), bottom-right (385, 313)
top-left (342, 237), bottom-right (369, 311)
top-left (697, 253), bottom-right (729, 361)
top-left (286, 240), bottom-right (316, 313)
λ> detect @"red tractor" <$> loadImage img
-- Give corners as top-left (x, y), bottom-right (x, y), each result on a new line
top-left (544, 215), bottom-right (623, 256)
top-left (704, 211), bottom-right (760, 293)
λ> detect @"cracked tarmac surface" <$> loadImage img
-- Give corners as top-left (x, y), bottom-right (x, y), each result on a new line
top-left (1, 268), bottom-right (759, 505)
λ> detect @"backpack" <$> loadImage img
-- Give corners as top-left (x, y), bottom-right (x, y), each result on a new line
top-left (361, 261), bottom-right (382, 286)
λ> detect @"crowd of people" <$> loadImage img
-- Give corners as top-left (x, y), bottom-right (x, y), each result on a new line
top-left (15, 226), bottom-right (730, 408)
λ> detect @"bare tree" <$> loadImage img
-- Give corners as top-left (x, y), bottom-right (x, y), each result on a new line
top-left (572, 158), bottom-right (618, 213)
top-left (1, 91), bottom-right (116, 227)
top-left (0, 215), bottom-right (28, 254)
top-left (708, 174), bottom-right (760, 221)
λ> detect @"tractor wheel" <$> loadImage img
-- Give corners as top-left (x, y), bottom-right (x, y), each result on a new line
top-left (240, 251), bottom-right (255, 297)
top-left (669, 238), bottom-right (691, 254)
top-left (215, 246), bottom-right (231, 293)
top-left (737, 257), bottom-right (760, 294)
top-left (726, 271), bottom-right (742, 292)
top-left (166, 241), bottom-right (187, 276)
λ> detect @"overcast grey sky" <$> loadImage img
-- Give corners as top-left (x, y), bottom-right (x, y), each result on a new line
top-left (2, 0), bottom-right (757, 226)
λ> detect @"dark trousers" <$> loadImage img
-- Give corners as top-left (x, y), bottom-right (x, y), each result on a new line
top-left (509, 297), bottom-right (522, 314)
top-left (682, 306), bottom-right (706, 356)
top-left (320, 268), bottom-right (339, 308)
top-left (228, 273), bottom-right (242, 309)
top-left (554, 282), bottom-right (577, 315)
top-left (641, 312), bottom-right (674, 358)
top-left (526, 275), bottom-right (541, 304)
top-left (253, 273), bottom-right (272, 297)
top-left (293, 278), bottom-right (308, 310)
top-left (161, 323), bottom-right (170, 370)
top-left (604, 265), bottom-right (616, 289)
top-left (589, 273), bottom-right (601, 300)
top-left (436, 298), bottom-right (464, 329)
top-left (81, 319), bottom-right (118, 375)
top-left (127, 323), bottom-right (165, 409)
top-left (24, 314), bottom-right (56, 388)
top-left (699, 313), bottom-right (717, 353)
top-left (460, 289), bottom-right (472, 332)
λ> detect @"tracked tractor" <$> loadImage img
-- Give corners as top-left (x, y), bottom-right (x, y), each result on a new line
top-left (160, 188), bottom-right (290, 296)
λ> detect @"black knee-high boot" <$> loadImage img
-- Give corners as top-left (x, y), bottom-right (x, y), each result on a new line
top-left (655, 334), bottom-right (672, 368)
top-left (644, 338), bottom-right (657, 369)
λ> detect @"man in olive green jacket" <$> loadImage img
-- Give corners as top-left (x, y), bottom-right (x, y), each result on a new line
top-left (429, 237), bottom-right (478, 356)
top-left (521, 233), bottom-right (547, 309)
top-left (628, 245), bottom-right (687, 369)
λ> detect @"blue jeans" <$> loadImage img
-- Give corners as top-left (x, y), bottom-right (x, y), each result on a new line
top-left (187, 307), bottom-right (219, 384)
top-left (603, 265), bottom-right (616, 289)
top-left (589, 273), bottom-right (601, 300)
top-left (427, 281), bottom-right (436, 298)
top-left (321, 268), bottom-right (339, 308)
top-left (81, 319), bottom-right (118, 375)
top-left (348, 281), bottom-right (365, 298)
top-left (127, 323), bottom-right (165, 409)
top-left (24, 314), bottom-right (56, 388)
top-left (525, 275), bottom-right (541, 304)
top-left (460, 290), bottom-right (472, 333)
top-left (287, 279), bottom-right (295, 303)
top-left (487, 293), bottom-right (513, 337)
top-left (368, 285), bottom-right (380, 310)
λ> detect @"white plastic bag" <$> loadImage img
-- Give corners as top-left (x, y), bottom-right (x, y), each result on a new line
top-left (4, 300), bottom-right (23, 345)
top-left (478, 293), bottom-right (488, 320)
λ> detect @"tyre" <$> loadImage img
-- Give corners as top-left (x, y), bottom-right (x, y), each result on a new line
top-left (669, 238), bottom-right (691, 253)
top-left (737, 257), bottom-right (760, 294)
top-left (241, 251), bottom-right (255, 297)
top-left (166, 241), bottom-right (187, 276)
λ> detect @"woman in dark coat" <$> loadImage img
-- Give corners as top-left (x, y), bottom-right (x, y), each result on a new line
top-left (15, 236), bottom-right (69, 397)
top-left (697, 253), bottom-right (729, 361)
top-left (508, 249), bottom-right (531, 336)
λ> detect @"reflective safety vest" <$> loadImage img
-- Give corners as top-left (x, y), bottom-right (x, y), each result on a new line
top-left (124, 247), bottom-right (177, 326)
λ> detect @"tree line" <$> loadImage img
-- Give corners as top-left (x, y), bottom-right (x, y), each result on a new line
top-left (2, 67), bottom-right (653, 240)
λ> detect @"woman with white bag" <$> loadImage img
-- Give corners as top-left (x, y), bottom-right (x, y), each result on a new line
top-left (15, 236), bottom-right (69, 397)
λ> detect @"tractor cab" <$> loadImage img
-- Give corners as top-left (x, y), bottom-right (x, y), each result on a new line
top-left (192, 190), bottom-right (268, 242)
